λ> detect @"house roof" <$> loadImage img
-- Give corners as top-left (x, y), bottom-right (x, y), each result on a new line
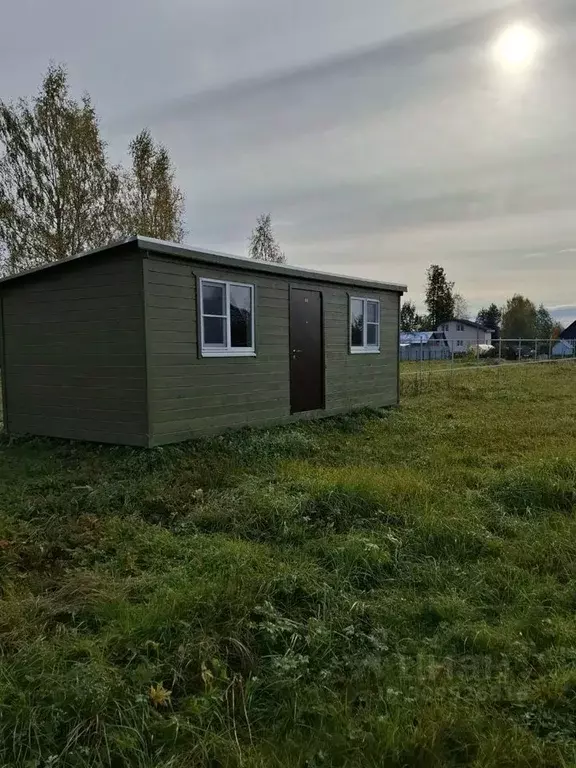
top-left (450, 318), bottom-right (493, 332)
top-left (0, 236), bottom-right (407, 294)
top-left (400, 331), bottom-right (446, 345)
top-left (401, 332), bottom-right (433, 345)
top-left (560, 320), bottom-right (576, 339)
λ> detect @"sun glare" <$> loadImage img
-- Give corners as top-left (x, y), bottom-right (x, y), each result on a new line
top-left (492, 22), bottom-right (543, 72)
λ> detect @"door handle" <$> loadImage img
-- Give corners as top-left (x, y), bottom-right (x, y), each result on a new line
top-left (292, 348), bottom-right (302, 359)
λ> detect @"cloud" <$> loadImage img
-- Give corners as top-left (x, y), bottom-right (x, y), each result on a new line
top-left (550, 306), bottom-right (576, 326)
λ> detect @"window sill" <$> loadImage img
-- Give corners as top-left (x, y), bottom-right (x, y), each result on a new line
top-left (201, 350), bottom-right (256, 358)
top-left (350, 348), bottom-right (380, 355)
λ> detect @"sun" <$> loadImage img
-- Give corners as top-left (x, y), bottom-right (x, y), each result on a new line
top-left (492, 22), bottom-right (543, 72)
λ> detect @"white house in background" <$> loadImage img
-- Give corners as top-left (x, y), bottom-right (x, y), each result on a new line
top-left (436, 319), bottom-right (493, 353)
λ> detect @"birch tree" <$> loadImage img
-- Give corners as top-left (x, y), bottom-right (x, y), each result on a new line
top-left (249, 213), bottom-right (285, 263)
top-left (0, 64), bottom-right (122, 273)
top-left (123, 129), bottom-right (185, 242)
top-left (0, 65), bottom-right (186, 275)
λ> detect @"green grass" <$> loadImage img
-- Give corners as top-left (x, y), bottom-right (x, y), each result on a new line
top-left (1, 364), bottom-right (576, 767)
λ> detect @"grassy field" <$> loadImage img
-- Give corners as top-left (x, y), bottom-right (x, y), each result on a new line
top-left (1, 364), bottom-right (576, 767)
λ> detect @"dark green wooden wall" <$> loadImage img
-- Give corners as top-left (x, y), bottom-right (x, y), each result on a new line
top-left (1, 250), bottom-right (148, 446)
top-left (144, 253), bottom-right (400, 446)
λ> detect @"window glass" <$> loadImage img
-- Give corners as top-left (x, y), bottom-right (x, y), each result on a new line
top-left (230, 284), bottom-right (252, 348)
top-left (367, 301), bottom-right (379, 324)
top-left (204, 316), bottom-right (226, 345)
top-left (367, 323), bottom-right (378, 346)
top-left (202, 283), bottom-right (225, 315)
top-left (351, 299), bottom-right (364, 347)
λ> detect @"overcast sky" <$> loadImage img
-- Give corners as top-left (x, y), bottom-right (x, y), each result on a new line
top-left (2, 0), bottom-right (576, 321)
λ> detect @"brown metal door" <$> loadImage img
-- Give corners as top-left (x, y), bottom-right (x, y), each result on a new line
top-left (289, 288), bottom-right (324, 414)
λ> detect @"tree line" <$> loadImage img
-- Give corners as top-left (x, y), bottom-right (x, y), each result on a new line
top-left (0, 65), bottom-right (284, 276)
top-left (401, 265), bottom-right (562, 340)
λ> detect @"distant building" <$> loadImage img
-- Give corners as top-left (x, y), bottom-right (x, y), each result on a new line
top-left (436, 319), bottom-right (493, 353)
top-left (400, 331), bottom-right (450, 361)
top-left (552, 320), bottom-right (576, 357)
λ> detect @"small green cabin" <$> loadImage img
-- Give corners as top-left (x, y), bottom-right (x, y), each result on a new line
top-left (0, 237), bottom-right (406, 446)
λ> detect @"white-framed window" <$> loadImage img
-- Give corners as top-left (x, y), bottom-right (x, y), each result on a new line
top-left (457, 323), bottom-right (464, 332)
top-left (199, 278), bottom-right (255, 357)
top-left (350, 297), bottom-right (380, 353)
top-left (457, 340), bottom-right (464, 347)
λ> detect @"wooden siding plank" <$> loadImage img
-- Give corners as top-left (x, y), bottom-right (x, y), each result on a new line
top-left (151, 386), bottom-right (290, 413)
top-left (6, 340), bottom-right (146, 354)
top-left (7, 316), bottom-right (143, 330)
top-left (4, 269), bottom-right (146, 295)
top-left (8, 418), bottom-right (148, 446)
top-left (146, 306), bottom-right (195, 319)
top-left (3, 299), bottom-right (143, 317)
top-left (148, 344), bottom-right (198, 356)
top-left (8, 386), bottom-right (146, 402)
top-left (7, 277), bottom-right (144, 296)
top-left (147, 261), bottom-right (193, 276)
top-left (3, 287), bottom-right (142, 307)
top-left (2, 311), bottom-right (144, 326)
top-left (8, 379), bottom-right (146, 394)
top-left (153, 403), bottom-right (290, 435)
top-left (145, 272), bottom-right (195, 287)
top-left (5, 354), bottom-right (145, 367)
top-left (146, 297), bottom-right (195, 311)
top-left (9, 363), bottom-right (144, 375)
top-left (151, 374), bottom-right (286, 393)
top-left (9, 405), bottom-right (145, 422)
top-left (148, 353), bottom-right (286, 367)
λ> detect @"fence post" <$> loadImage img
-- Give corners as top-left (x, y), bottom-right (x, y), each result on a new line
top-left (499, 337), bottom-right (502, 362)
top-left (549, 337), bottom-right (552, 362)
top-left (518, 339), bottom-right (522, 362)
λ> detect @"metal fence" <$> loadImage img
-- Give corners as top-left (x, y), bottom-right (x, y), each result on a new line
top-left (400, 337), bottom-right (576, 372)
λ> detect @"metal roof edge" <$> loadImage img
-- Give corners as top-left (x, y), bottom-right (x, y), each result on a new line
top-left (137, 236), bottom-right (407, 293)
top-left (0, 236), bottom-right (407, 294)
top-left (0, 236), bottom-right (139, 286)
